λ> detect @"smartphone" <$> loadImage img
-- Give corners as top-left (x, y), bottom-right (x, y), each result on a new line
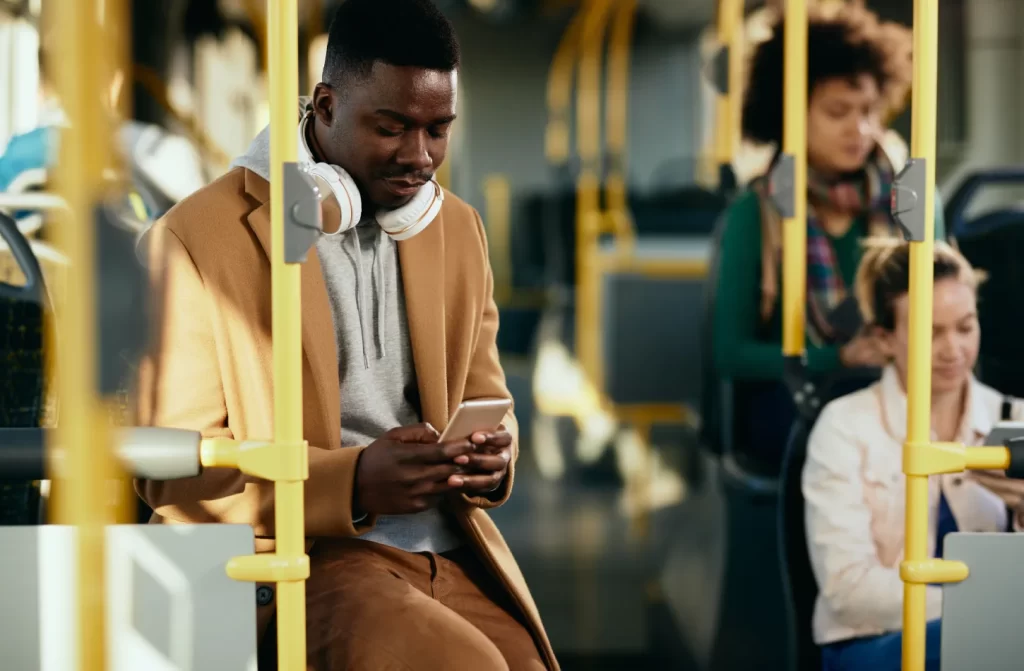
top-left (438, 398), bottom-right (512, 443)
top-left (984, 421), bottom-right (1024, 447)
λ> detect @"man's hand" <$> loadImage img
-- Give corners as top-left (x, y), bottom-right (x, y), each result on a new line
top-left (354, 424), bottom-right (476, 515)
top-left (448, 426), bottom-right (513, 495)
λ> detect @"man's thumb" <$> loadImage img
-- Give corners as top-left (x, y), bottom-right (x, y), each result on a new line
top-left (387, 422), bottom-right (440, 442)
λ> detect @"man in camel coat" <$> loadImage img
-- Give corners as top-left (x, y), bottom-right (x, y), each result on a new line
top-left (135, 1), bottom-right (556, 669)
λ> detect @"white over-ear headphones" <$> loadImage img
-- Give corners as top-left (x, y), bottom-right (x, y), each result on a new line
top-left (296, 113), bottom-right (444, 241)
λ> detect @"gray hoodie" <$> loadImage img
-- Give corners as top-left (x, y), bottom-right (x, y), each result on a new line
top-left (231, 99), bottom-right (462, 553)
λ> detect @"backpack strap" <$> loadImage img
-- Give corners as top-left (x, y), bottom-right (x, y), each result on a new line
top-left (1000, 396), bottom-right (1018, 532)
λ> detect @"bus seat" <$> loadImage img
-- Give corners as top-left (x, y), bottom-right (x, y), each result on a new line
top-left (941, 533), bottom-right (1024, 669)
top-left (0, 212), bottom-right (48, 525)
top-left (699, 211), bottom-right (730, 458)
top-left (700, 208), bottom-right (780, 487)
top-left (698, 208), bottom-right (790, 671)
top-left (628, 186), bottom-right (726, 237)
top-left (599, 236), bottom-right (711, 408)
top-left (0, 523), bottom-right (258, 670)
top-left (955, 206), bottom-right (1024, 398)
top-left (945, 166), bottom-right (1024, 238)
top-left (777, 418), bottom-right (820, 671)
top-left (0, 126), bottom-right (51, 238)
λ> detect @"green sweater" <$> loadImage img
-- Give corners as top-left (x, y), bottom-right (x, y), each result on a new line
top-left (712, 190), bottom-right (946, 381)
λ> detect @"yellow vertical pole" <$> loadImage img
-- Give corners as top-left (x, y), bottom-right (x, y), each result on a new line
top-left (595, 0), bottom-right (637, 394)
top-left (49, 0), bottom-right (128, 668)
top-left (713, 0), bottom-right (743, 181)
top-left (575, 0), bottom-right (614, 385)
top-left (267, 0), bottom-right (308, 667)
top-left (604, 0), bottom-right (636, 218)
top-left (484, 174), bottom-right (513, 306)
top-left (105, 0), bottom-right (140, 526)
top-left (546, 7), bottom-right (585, 168)
top-left (780, 0), bottom-right (808, 359)
top-left (901, 0), bottom-right (940, 668)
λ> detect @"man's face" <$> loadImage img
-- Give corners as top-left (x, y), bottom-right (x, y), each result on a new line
top-left (313, 62), bottom-right (457, 210)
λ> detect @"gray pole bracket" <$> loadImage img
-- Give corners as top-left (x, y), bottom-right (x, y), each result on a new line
top-left (705, 45), bottom-right (730, 96)
top-left (891, 157), bottom-right (927, 242)
top-left (283, 162), bottom-right (322, 264)
top-left (768, 153), bottom-right (796, 218)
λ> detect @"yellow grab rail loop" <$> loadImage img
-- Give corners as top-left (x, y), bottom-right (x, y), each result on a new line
top-left (713, 0), bottom-right (744, 181)
top-left (545, 7), bottom-right (587, 167)
top-left (574, 0), bottom-right (615, 388)
top-left (603, 0), bottom-right (637, 221)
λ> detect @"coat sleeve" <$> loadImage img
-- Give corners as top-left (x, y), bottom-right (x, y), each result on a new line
top-left (456, 207), bottom-right (519, 510)
top-left (134, 222), bottom-right (376, 538)
top-left (802, 403), bottom-right (942, 631)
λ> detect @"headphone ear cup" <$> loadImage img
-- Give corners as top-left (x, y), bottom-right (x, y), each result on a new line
top-left (298, 114), bottom-right (362, 235)
top-left (377, 181), bottom-right (444, 240)
top-left (305, 163), bottom-right (362, 236)
top-left (328, 165), bottom-right (363, 231)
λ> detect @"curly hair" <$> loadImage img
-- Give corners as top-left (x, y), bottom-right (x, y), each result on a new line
top-left (741, 2), bottom-right (912, 147)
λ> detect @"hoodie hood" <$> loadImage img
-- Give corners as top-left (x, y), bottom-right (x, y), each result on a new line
top-left (232, 96), bottom-right (389, 369)
top-left (230, 97), bottom-right (314, 182)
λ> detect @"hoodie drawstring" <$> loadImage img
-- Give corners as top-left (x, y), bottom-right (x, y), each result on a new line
top-left (374, 227), bottom-right (387, 360)
top-left (347, 224), bottom-right (388, 369)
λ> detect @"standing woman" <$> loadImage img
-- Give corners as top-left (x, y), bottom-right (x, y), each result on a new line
top-left (710, 2), bottom-right (945, 469)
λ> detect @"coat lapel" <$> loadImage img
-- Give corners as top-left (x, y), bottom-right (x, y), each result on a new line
top-left (243, 170), bottom-right (340, 448)
top-left (398, 219), bottom-right (449, 430)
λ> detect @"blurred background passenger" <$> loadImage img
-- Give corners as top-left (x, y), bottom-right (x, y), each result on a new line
top-left (711, 3), bottom-right (944, 471)
top-left (803, 239), bottom-right (1024, 671)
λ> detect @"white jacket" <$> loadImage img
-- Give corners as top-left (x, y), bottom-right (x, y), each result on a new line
top-left (802, 366), bottom-right (1014, 645)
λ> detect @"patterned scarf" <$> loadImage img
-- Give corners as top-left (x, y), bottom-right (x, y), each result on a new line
top-left (753, 147), bottom-right (901, 346)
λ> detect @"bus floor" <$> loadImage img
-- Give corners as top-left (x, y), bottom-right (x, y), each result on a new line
top-left (490, 421), bottom-right (791, 670)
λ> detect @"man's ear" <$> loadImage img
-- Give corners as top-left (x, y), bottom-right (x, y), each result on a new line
top-left (312, 82), bottom-right (334, 126)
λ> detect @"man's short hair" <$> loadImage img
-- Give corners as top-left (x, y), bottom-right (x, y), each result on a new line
top-left (322, 0), bottom-right (461, 84)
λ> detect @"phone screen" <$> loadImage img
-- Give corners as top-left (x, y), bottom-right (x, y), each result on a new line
top-left (438, 399), bottom-right (511, 442)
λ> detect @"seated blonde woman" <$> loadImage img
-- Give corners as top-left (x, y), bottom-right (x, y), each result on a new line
top-left (802, 239), bottom-right (1024, 671)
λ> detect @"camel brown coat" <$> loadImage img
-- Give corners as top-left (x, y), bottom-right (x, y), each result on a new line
top-left (134, 167), bottom-right (557, 669)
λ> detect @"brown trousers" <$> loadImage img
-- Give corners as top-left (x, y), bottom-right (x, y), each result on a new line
top-left (258, 538), bottom-right (547, 671)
